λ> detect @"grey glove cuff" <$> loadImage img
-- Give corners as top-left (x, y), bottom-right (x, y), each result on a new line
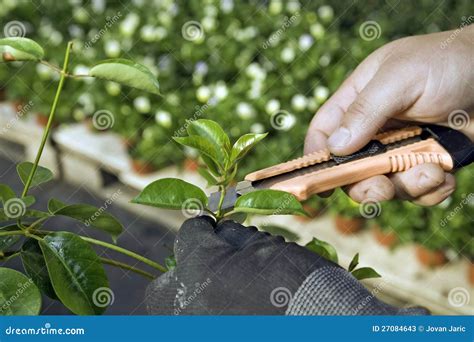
top-left (286, 267), bottom-right (430, 316)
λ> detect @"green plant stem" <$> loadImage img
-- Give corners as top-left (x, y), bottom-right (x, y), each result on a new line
top-left (21, 41), bottom-right (73, 198)
top-left (80, 236), bottom-right (167, 273)
top-left (216, 185), bottom-right (226, 219)
top-left (0, 251), bottom-right (20, 262)
top-left (99, 257), bottom-right (155, 280)
top-left (0, 229), bottom-right (166, 273)
top-left (0, 230), bottom-right (25, 237)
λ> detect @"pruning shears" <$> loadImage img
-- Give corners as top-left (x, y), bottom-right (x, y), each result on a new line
top-left (209, 124), bottom-right (474, 212)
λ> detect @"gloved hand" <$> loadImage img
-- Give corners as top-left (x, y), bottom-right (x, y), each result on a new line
top-left (145, 217), bottom-right (429, 315)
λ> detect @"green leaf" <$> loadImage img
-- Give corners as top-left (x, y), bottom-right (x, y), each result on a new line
top-left (0, 184), bottom-right (15, 203)
top-left (21, 239), bottom-right (58, 300)
top-left (351, 267), bottom-right (381, 281)
top-left (48, 198), bottom-right (66, 213)
top-left (230, 133), bottom-right (268, 163)
top-left (0, 268), bottom-right (41, 315)
top-left (89, 59), bottom-right (160, 95)
top-left (53, 204), bottom-right (123, 243)
top-left (233, 190), bottom-right (308, 216)
top-left (0, 37), bottom-right (44, 62)
top-left (306, 237), bottom-right (339, 263)
top-left (0, 225), bottom-right (21, 251)
top-left (39, 232), bottom-right (109, 315)
top-left (17, 162), bottom-right (53, 188)
top-left (200, 155), bottom-right (220, 176)
top-left (348, 253), bottom-right (359, 272)
top-left (22, 195), bottom-right (35, 207)
top-left (0, 209), bottom-right (49, 221)
top-left (131, 178), bottom-right (208, 210)
top-left (187, 119), bottom-right (230, 161)
top-left (173, 136), bottom-right (222, 169)
top-left (197, 167), bottom-right (218, 186)
top-left (165, 255), bottom-right (176, 271)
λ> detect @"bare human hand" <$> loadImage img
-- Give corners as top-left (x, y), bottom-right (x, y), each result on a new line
top-left (305, 25), bottom-right (474, 206)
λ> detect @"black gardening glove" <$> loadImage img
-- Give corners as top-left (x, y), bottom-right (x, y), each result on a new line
top-left (145, 217), bottom-right (429, 315)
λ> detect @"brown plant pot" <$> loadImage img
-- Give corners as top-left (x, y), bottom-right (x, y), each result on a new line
top-left (468, 262), bottom-right (474, 285)
top-left (334, 216), bottom-right (364, 235)
top-left (131, 159), bottom-right (156, 175)
top-left (295, 205), bottom-right (325, 222)
top-left (415, 245), bottom-right (447, 267)
top-left (0, 87), bottom-right (6, 101)
top-left (12, 100), bottom-right (24, 113)
top-left (36, 113), bottom-right (50, 127)
top-left (184, 158), bottom-right (199, 172)
top-left (372, 224), bottom-right (398, 247)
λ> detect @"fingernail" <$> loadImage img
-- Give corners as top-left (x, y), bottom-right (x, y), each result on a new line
top-left (328, 127), bottom-right (351, 149)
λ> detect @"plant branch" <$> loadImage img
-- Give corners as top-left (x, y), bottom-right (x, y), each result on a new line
top-left (39, 60), bottom-right (62, 73)
top-left (99, 257), bottom-right (155, 280)
top-left (216, 185), bottom-right (226, 219)
top-left (21, 41), bottom-right (73, 198)
top-left (80, 236), bottom-right (167, 273)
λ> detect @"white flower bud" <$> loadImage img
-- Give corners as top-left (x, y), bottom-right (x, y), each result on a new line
top-left (291, 94), bottom-right (307, 111)
top-left (196, 86), bottom-right (211, 103)
top-left (265, 99), bottom-right (280, 115)
top-left (236, 102), bottom-right (255, 119)
top-left (214, 82), bottom-right (228, 100)
top-left (318, 5), bottom-right (334, 22)
top-left (310, 23), bottom-right (325, 39)
top-left (134, 96), bottom-right (151, 113)
top-left (155, 110), bottom-right (172, 128)
top-left (105, 40), bottom-right (121, 58)
top-left (314, 86), bottom-right (329, 103)
top-left (299, 34), bottom-right (314, 51)
top-left (281, 47), bottom-right (295, 63)
top-left (251, 123), bottom-right (265, 134)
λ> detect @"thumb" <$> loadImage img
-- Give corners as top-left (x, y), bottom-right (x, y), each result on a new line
top-left (327, 62), bottom-right (421, 155)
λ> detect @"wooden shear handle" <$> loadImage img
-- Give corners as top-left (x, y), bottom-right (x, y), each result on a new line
top-left (245, 127), bottom-right (454, 201)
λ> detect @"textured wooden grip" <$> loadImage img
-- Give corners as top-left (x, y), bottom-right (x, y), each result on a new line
top-left (267, 139), bottom-right (454, 201)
